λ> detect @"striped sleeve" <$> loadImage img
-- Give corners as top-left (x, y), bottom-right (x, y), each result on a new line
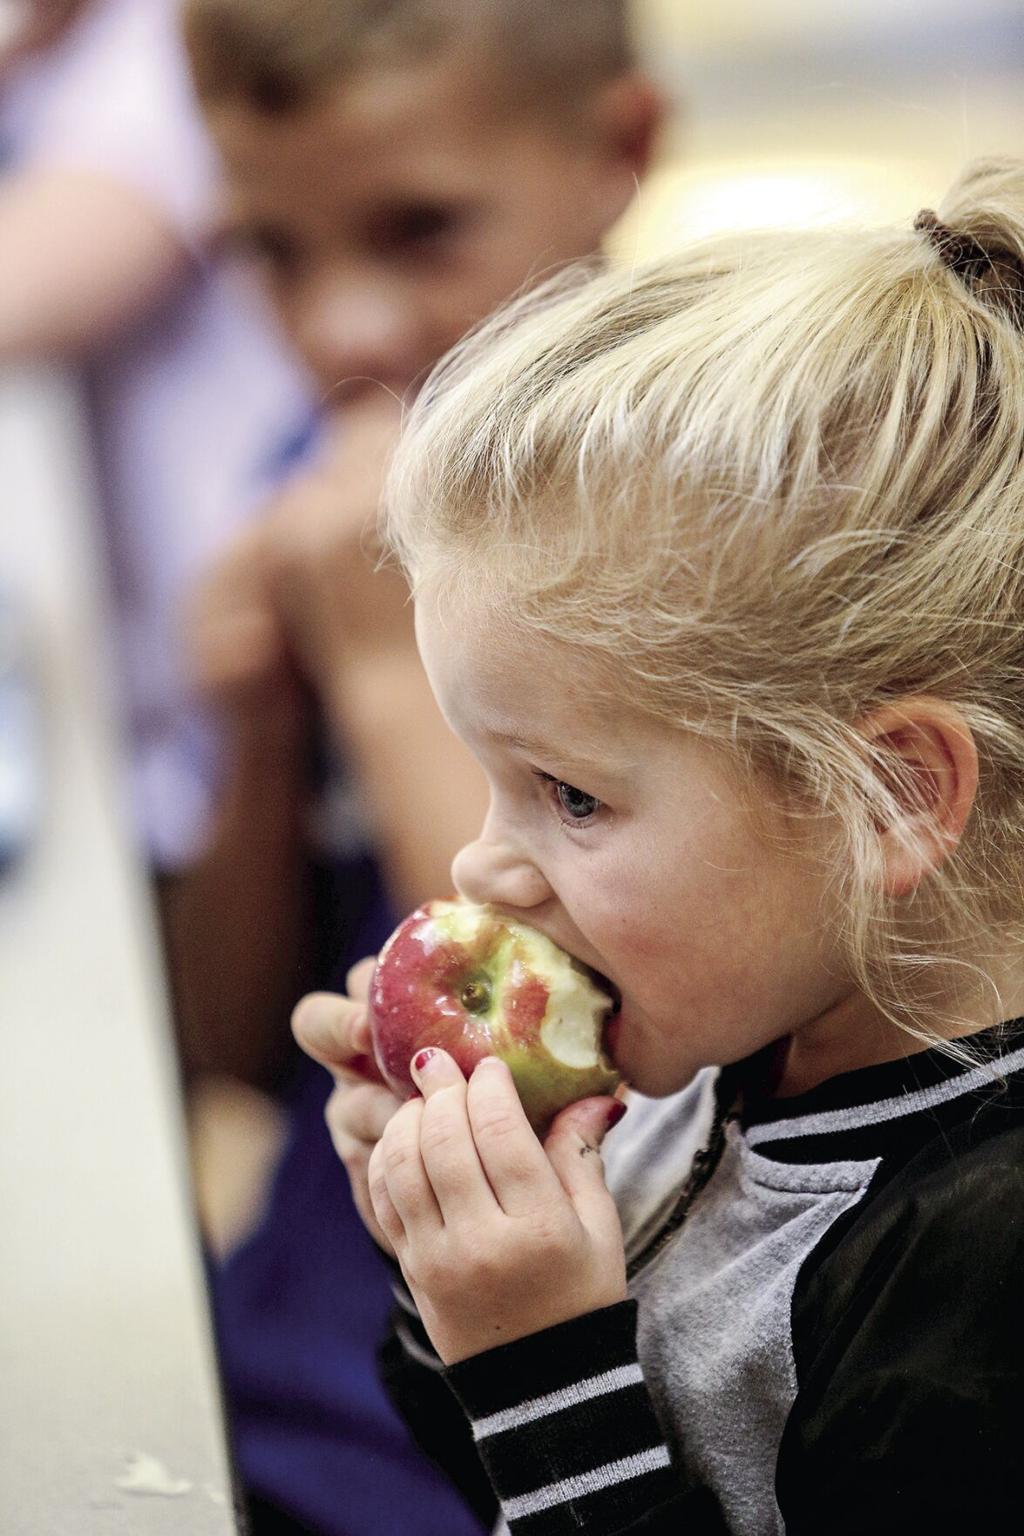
top-left (444, 1302), bottom-right (685, 1535)
top-left (377, 1273), bottom-right (500, 1527)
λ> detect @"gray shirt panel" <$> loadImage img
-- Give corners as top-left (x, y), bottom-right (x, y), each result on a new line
top-left (608, 1103), bottom-right (878, 1535)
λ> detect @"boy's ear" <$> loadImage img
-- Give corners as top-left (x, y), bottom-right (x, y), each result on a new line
top-left (857, 698), bottom-right (979, 898)
top-left (591, 71), bottom-right (665, 182)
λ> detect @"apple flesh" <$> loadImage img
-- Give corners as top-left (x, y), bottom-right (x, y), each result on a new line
top-left (369, 899), bottom-right (621, 1135)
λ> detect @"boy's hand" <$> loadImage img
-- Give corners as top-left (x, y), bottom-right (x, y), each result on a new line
top-left (185, 521), bottom-right (304, 739)
top-left (261, 398), bottom-right (410, 695)
top-left (368, 1049), bottom-right (627, 1365)
top-left (185, 395), bottom-right (404, 724)
top-left (291, 959), bottom-right (406, 1257)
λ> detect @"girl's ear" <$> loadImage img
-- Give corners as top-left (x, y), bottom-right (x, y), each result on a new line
top-left (858, 698), bottom-right (979, 898)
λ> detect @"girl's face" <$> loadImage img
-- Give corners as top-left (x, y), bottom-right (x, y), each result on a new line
top-left (416, 594), bottom-right (863, 1098)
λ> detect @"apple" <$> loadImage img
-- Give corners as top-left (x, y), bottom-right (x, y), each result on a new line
top-left (369, 899), bottom-right (621, 1135)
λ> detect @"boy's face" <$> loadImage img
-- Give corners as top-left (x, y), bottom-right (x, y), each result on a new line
top-left (416, 591), bottom-right (864, 1100)
top-left (207, 52), bottom-right (646, 398)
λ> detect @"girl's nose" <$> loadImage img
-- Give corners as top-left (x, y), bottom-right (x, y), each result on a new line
top-left (451, 835), bottom-right (551, 912)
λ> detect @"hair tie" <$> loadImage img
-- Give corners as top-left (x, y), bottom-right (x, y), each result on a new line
top-left (914, 208), bottom-right (1024, 328)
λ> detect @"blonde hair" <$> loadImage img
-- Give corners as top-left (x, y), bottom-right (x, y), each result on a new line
top-left (386, 158), bottom-right (1024, 1051)
top-left (184, 0), bottom-right (634, 116)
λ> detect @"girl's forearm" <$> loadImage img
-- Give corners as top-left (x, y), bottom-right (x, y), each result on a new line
top-left (384, 1295), bottom-right (719, 1536)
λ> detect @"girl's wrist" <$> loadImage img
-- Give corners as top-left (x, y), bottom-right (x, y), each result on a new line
top-left (445, 1300), bottom-right (640, 1404)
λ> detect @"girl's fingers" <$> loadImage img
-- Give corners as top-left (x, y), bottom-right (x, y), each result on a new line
top-left (376, 1098), bottom-right (443, 1234)
top-left (292, 989), bottom-right (379, 1078)
top-left (325, 1078), bottom-right (399, 1149)
top-left (465, 1058), bottom-right (563, 1217)
top-left (345, 956), bottom-right (377, 1002)
top-left (367, 1139), bottom-right (407, 1251)
top-left (544, 1097), bottom-right (626, 1226)
top-left (409, 1049), bottom-right (497, 1223)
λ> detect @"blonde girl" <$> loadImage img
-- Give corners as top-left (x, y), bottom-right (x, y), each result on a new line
top-left (294, 159), bottom-right (1024, 1535)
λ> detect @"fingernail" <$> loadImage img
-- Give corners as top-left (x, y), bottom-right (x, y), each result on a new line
top-left (412, 1047), bottom-right (438, 1074)
top-left (606, 1099), bottom-right (628, 1129)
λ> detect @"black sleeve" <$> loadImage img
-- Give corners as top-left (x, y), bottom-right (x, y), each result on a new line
top-left (379, 1274), bottom-right (726, 1536)
top-left (779, 1127), bottom-right (1024, 1533)
top-left (376, 1274), bottom-right (498, 1529)
top-left (444, 1301), bottom-right (727, 1536)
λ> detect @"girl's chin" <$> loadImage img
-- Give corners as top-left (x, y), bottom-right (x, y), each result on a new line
top-left (605, 1007), bottom-right (650, 1093)
top-left (611, 1014), bottom-right (708, 1100)
top-left (611, 993), bottom-right (738, 1098)
top-left (628, 1064), bottom-right (706, 1100)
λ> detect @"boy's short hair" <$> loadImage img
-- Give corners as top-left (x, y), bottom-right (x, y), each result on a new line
top-left (184, 0), bottom-right (635, 116)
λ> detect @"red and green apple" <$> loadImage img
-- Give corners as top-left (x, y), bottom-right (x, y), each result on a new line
top-left (369, 899), bottom-right (621, 1135)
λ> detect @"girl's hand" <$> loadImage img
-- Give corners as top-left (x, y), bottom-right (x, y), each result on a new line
top-left (368, 1049), bottom-right (627, 1364)
top-left (291, 959), bottom-right (405, 1256)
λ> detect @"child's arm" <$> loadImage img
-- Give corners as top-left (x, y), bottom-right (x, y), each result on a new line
top-left (164, 397), bottom-right (485, 1085)
top-left (0, 167), bottom-right (185, 360)
top-left (376, 1068), bottom-right (1024, 1536)
top-left (326, 643), bottom-right (489, 913)
top-left (1, 0), bottom-right (219, 359)
top-left (0, 2), bottom-right (91, 75)
top-left (159, 525), bottom-right (312, 1087)
top-left (258, 400), bottom-right (490, 913)
top-left (156, 698), bottom-right (311, 1087)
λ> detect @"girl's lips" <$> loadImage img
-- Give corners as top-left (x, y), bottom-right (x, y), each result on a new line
top-left (604, 1004), bottom-right (624, 1064)
top-left (573, 957), bottom-right (620, 1018)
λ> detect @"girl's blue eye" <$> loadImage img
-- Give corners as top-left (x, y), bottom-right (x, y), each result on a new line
top-left (555, 781), bottom-right (600, 821)
top-left (532, 769), bottom-right (602, 823)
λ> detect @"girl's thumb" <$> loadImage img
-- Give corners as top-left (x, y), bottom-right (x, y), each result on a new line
top-left (544, 1097), bottom-right (627, 1204)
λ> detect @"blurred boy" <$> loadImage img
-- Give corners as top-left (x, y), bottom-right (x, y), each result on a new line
top-left (176, 3), bottom-right (662, 1532)
top-left (0, 0), bottom-right (309, 882)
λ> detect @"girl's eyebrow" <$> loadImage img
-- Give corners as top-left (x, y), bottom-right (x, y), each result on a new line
top-left (489, 730), bottom-right (634, 780)
top-left (491, 730), bottom-right (551, 753)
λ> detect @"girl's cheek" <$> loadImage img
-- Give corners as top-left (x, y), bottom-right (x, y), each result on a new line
top-left (591, 878), bottom-right (655, 951)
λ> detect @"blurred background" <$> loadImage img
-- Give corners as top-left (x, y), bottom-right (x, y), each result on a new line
top-left (620, 0), bottom-right (1024, 253)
